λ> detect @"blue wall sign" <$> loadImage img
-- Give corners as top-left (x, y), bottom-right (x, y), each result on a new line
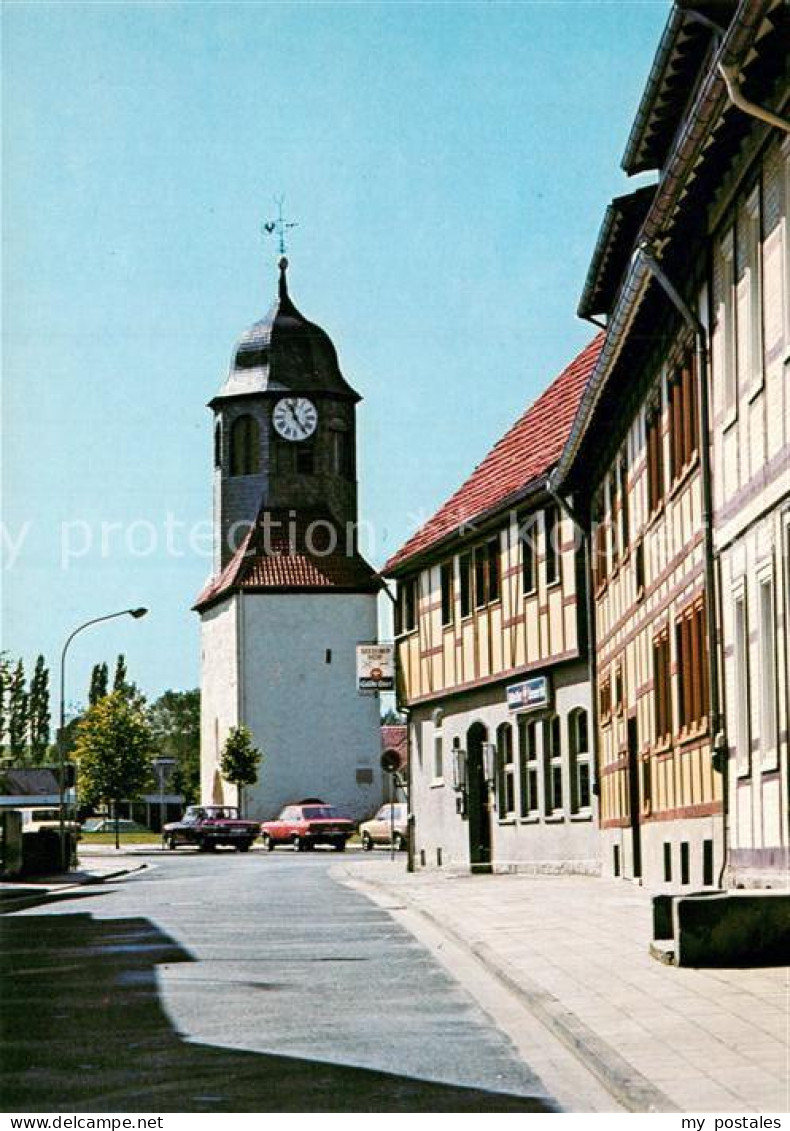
top-left (506, 676), bottom-right (551, 712)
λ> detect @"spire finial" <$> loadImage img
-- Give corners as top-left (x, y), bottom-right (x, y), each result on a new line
top-left (262, 195), bottom-right (298, 257)
top-left (278, 255), bottom-right (289, 300)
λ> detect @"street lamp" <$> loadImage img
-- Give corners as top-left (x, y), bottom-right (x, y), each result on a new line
top-left (58, 607), bottom-right (149, 871)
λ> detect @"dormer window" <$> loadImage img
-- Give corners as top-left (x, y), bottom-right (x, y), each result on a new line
top-left (235, 347), bottom-right (268, 370)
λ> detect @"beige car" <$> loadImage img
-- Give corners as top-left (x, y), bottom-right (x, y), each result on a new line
top-left (360, 803), bottom-right (407, 852)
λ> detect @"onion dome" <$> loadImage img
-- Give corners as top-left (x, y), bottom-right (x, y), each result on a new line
top-left (210, 258), bottom-right (360, 406)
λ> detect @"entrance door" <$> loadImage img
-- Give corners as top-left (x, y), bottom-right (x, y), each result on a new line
top-left (467, 722), bottom-right (492, 873)
top-left (627, 715), bottom-right (642, 880)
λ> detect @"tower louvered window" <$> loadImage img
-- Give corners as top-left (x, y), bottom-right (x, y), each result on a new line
top-left (230, 415), bottom-right (260, 477)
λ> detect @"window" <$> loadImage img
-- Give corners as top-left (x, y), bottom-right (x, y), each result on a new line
top-left (230, 414), bottom-right (260, 476)
top-left (669, 354), bottom-right (698, 481)
top-left (635, 540), bottom-right (645, 594)
top-left (739, 187), bottom-right (763, 396)
top-left (474, 547), bottom-right (487, 609)
top-left (518, 513), bottom-right (537, 595)
top-left (396, 577), bottom-right (418, 634)
top-left (614, 662), bottom-right (624, 715)
top-left (680, 841), bottom-right (690, 886)
top-left (703, 839), bottom-right (714, 887)
top-left (545, 505), bottom-right (560, 586)
top-left (473, 538), bottom-right (500, 608)
top-left (599, 676), bottom-right (612, 723)
top-left (518, 716), bottom-right (539, 818)
top-left (653, 629), bottom-right (672, 743)
top-left (609, 472), bottom-right (619, 568)
top-left (296, 443), bottom-right (315, 476)
top-left (733, 591), bottom-right (751, 777)
top-left (331, 429), bottom-right (352, 478)
top-left (486, 538), bottom-right (500, 602)
top-left (591, 490), bottom-right (607, 589)
top-left (717, 229), bottom-right (737, 414)
top-left (433, 715), bottom-right (443, 780)
top-left (646, 401), bottom-right (664, 513)
top-left (459, 553), bottom-right (472, 618)
top-left (568, 708), bottom-right (591, 813)
top-left (496, 723), bottom-right (515, 817)
top-left (676, 600), bottom-right (709, 732)
top-left (440, 562), bottom-right (454, 627)
top-left (214, 420), bottom-right (222, 469)
top-left (619, 456), bottom-right (629, 555)
top-left (759, 574), bottom-right (777, 770)
top-left (543, 714), bottom-right (562, 813)
top-left (663, 842), bottom-right (672, 883)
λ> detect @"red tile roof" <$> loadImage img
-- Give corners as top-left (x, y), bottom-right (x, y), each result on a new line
top-left (384, 335), bottom-right (603, 574)
top-left (194, 508), bottom-right (381, 611)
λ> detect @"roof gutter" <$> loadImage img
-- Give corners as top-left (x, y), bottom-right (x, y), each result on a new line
top-left (555, 0), bottom-right (774, 487)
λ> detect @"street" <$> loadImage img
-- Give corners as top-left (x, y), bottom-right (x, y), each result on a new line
top-left (1, 852), bottom-right (558, 1113)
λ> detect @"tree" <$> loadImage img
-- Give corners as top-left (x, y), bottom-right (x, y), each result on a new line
top-left (220, 726), bottom-right (262, 816)
top-left (148, 689), bottom-right (200, 804)
top-left (113, 654), bottom-right (128, 693)
top-left (112, 653), bottom-right (145, 709)
top-left (0, 653), bottom-right (10, 751)
top-left (89, 662), bottom-right (109, 706)
top-left (381, 707), bottom-right (405, 725)
top-left (8, 659), bottom-right (28, 760)
top-left (72, 691), bottom-right (156, 848)
top-left (28, 654), bottom-right (51, 763)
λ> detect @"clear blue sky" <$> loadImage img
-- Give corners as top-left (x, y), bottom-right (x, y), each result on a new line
top-left (2, 0), bottom-right (666, 708)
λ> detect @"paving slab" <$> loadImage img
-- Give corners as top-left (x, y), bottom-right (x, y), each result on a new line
top-left (338, 860), bottom-right (790, 1114)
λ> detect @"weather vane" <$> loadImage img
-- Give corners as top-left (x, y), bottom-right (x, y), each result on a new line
top-left (262, 195), bottom-right (298, 257)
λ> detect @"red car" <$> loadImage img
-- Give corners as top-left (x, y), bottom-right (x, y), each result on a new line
top-left (261, 799), bottom-right (355, 852)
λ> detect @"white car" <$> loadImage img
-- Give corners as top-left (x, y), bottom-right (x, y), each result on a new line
top-left (20, 808), bottom-right (80, 836)
top-left (359, 803), bottom-right (407, 851)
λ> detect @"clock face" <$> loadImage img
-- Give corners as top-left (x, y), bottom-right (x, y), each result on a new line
top-left (272, 397), bottom-right (318, 442)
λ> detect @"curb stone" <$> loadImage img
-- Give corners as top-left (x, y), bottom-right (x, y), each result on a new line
top-left (341, 867), bottom-right (678, 1115)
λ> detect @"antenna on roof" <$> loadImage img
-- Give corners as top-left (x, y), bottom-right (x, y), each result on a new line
top-left (262, 195), bottom-right (298, 257)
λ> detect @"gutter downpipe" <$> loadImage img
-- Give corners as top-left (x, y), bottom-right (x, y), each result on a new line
top-left (637, 245), bottom-right (729, 887)
top-left (545, 478), bottom-right (600, 819)
top-left (718, 63), bottom-right (790, 135)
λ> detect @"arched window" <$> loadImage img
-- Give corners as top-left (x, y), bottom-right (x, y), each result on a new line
top-left (214, 420), bottom-right (222, 469)
top-left (432, 708), bottom-right (444, 780)
top-left (230, 414), bottom-right (260, 477)
top-left (543, 714), bottom-right (563, 813)
top-left (496, 722), bottom-right (515, 818)
top-left (568, 708), bottom-right (591, 813)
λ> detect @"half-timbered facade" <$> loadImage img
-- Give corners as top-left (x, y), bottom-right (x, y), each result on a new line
top-left (556, 0), bottom-right (789, 890)
top-left (385, 339), bottom-right (602, 873)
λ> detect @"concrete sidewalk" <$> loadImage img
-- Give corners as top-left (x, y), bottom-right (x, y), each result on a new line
top-left (0, 855), bottom-right (147, 912)
top-left (339, 861), bottom-right (789, 1114)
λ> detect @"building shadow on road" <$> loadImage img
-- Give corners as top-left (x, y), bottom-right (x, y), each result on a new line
top-left (1, 911), bottom-right (555, 1113)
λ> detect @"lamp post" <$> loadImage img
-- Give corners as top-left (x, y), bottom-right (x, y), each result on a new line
top-left (58, 607), bottom-right (148, 871)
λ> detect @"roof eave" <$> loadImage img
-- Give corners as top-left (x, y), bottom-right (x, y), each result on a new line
top-left (384, 472), bottom-right (553, 578)
top-left (557, 0), bottom-right (771, 486)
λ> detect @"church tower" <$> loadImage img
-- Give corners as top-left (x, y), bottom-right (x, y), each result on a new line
top-left (194, 255), bottom-right (383, 821)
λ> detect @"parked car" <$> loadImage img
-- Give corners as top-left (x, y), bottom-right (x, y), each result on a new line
top-left (81, 817), bottom-right (149, 834)
top-left (163, 806), bottom-right (259, 852)
top-left (359, 803), bottom-right (407, 851)
top-left (21, 808), bottom-right (81, 838)
top-left (261, 800), bottom-right (355, 852)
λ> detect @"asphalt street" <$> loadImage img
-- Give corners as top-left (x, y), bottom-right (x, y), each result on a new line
top-left (1, 851), bottom-right (559, 1113)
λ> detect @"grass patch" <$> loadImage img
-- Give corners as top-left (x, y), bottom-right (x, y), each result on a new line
top-left (80, 832), bottom-right (162, 845)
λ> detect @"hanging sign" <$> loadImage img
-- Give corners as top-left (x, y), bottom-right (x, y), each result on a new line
top-left (357, 643), bottom-right (395, 692)
top-left (506, 675), bottom-right (551, 712)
